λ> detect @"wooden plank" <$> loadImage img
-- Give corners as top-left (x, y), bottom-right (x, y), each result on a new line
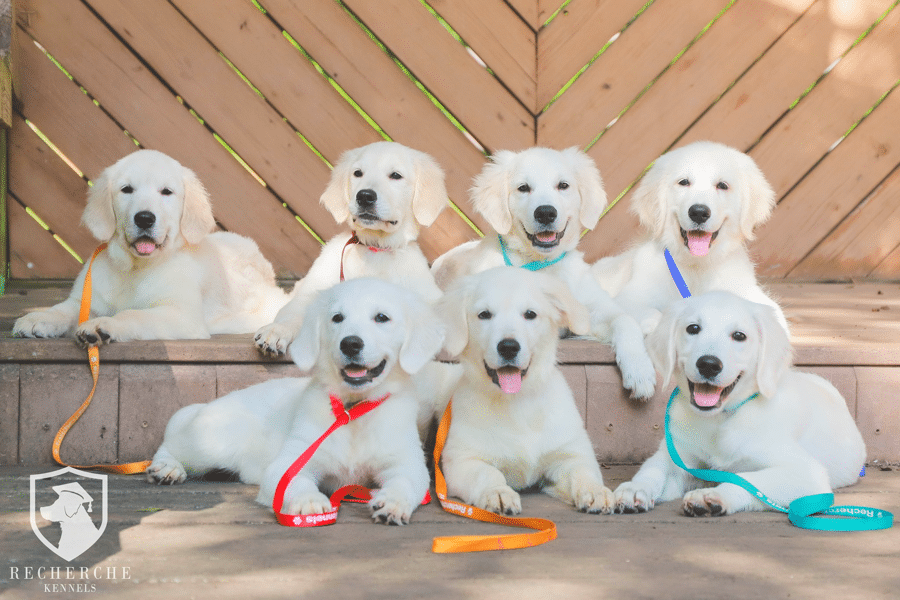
top-left (680, 0), bottom-right (894, 150)
top-left (10, 114), bottom-right (95, 262)
top-left (790, 162), bottom-right (900, 279)
top-left (343, 0), bottom-right (534, 150)
top-left (215, 364), bottom-right (297, 398)
top-left (855, 367), bottom-right (900, 461)
top-left (560, 364), bottom-right (587, 423)
top-left (537, 0), bottom-right (734, 150)
top-left (427, 0), bottom-right (536, 112)
top-left (752, 82), bottom-right (900, 278)
top-left (0, 364), bottom-right (17, 464)
top-left (118, 364), bottom-right (216, 463)
top-left (262, 0), bottom-right (487, 256)
top-left (870, 244), bottom-right (900, 278)
top-left (536, 0), bottom-right (648, 110)
top-left (8, 198), bottom-right (80, 278)
top-left (19, 363), bottom-right (118, 465)
top-left (18, 0), bottom-right (321, 277)
top-left (506, 0), bottom-right (539, 30)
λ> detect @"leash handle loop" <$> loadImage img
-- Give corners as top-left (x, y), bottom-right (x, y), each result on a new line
top-left (431, 400), bottom-right (558, 553)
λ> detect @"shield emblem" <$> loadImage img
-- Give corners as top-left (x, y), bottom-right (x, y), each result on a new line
top-left (30, 467), bottom-right (108, 562)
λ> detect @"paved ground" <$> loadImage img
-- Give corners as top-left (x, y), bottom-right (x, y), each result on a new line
top-left (1, 465), bottom-right (898, 599)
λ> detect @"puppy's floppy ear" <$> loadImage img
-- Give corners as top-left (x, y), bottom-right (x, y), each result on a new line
top-left (543, 276), bottom-right (591, 336)
top-left (645, 300), bottom-right (683, 390)
top-left (399, 298), bottom-right (446, 374)
top-left (436, 278), bottom-right (471, 358)
top-left (288, 291), bottom-right (326, 373)
top-left (752, 302), bottom-right (792, 398)
top-left (737, 152), bottom-right (776, 240)
top-left (564, 147), bottom-right (607, 230)
top-left (412, 150), bottom-right (449, 226)
top-left (82, 165), bottom-right (117, 242)
top-left (629, 157), bottom-right (667, 238)
top-left (320, 147), bottom-right (358, 223)
top-left (471, 150), bottom-right (516, 234)
top-left (180, 167), bottom-right (215, 245)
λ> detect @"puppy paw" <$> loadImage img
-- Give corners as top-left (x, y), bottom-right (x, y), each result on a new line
top-left (682, 488), bottom-right (729, 517)
top-left (13, 312), bottom-right (71, 339)
top-left (476, 485), bottom-right (521, 516)
top-left (254, 323), bottom-right (294, 357)
top-left (573, 482), bottom-right (614, 514)
top-left (618, 354), bottom-right (657, 401)
top-left (75, 317), bottom-right (120, 347)
top-left (145, 457), bottom-right (187, 485)
top-left (369, 489), bottom-right (413, 526)
top-left (614, 481), bottom-right (655, 514)
top-left (283, 491), bottom-right (333, 516)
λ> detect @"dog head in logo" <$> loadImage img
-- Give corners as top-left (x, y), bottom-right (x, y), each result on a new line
top-left (30, 468), bottom-right (108, 562)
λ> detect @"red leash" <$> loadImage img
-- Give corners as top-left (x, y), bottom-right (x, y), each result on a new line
top-left (339, 232), bottom-right (389, 282)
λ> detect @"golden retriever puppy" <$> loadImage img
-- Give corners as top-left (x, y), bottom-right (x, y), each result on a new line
top-left (255, 141), bottom-right (447, 357)
top-left (13, 150), bottom-right (287, 345)
top-left (592, 141), bottom-right (788, 333)
top-left (431, 147), bottom-right (656, 399)
top-left (614, 291), bottom-right (865, 516)
top-left (148, 278), bottom-right (449, 525)
top-left (438, 267), bottom-right (614, 515)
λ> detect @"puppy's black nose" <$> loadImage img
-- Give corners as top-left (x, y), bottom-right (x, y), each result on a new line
top-left (696, 355), bottom-right (723, 379)
top-left (534, 205), bottom-right (557, 225)
top-left (340, 335), bottom-right (364, 357)
top-left (356, 189), bottom-right (377, 208)
top-left (497, 338), bottom-right (520, 361)
top-left (134, 211), bottom-right (156, 230)
top-left (688, 204), bottom-right (711, 224)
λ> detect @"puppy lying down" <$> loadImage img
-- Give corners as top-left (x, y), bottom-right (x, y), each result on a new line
top-left (615, 291), bottom-right (865, 516)
top-left (439, 267), bottom-right (614, 515)
top-left (13, 149), bottom-right (288, 344)
top-left (148, 278), bottom-right (459, 525)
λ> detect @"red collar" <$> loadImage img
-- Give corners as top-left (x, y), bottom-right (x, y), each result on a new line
top-left (340, 232), bottom-right (391, 281)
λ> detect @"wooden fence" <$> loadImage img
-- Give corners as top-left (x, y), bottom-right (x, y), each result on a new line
top-left (7, 0), bottom-right (900, 281)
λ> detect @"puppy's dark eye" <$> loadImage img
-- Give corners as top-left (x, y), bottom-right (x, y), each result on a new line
top-left (121, 185), bottom-right (134, 194)
top-left (353, 169), bottom-right (363, 178)
top-left (331, 313), bottom-right (344, 323)
top-left (557, 181), bottom-right (569, 191)
top-left (686, 323), bottom-right (701, 335)
top-left (523, 310), bottom-right (537, 320)
top-left (374, 313), bottom-right (390, 323)
top-left (389, 172), bottom-right (403, 180)
top-left (677, 179), bottom-right (690, 187)
top-left (477, 310), bottom-right (492, 320)
top-left (517, 184), bottom-right (531, 193)
top-left (160, 188), bottom-right (173, 196)
top-left (732, 331), bottom-right (746, 342)
top-left (716, 181), bottom-right (729, 191)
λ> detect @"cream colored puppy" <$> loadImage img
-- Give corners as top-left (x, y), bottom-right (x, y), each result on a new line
top-left (439, 267), bottom-right (614, 515)
top-left (432, 147), bottom-right (656, 399)
top-left (592, 141), bottom-right (787, 333)
top-left (614, 292), bottom-right (864, 516)
top-left (13, 150), bottom-right (287, 344)
top-left (148, 278), bottom-right (448, 525)
top-left (255, 141), bottom-right (447, 357)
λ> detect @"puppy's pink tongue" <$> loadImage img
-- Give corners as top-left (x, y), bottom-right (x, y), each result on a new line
top-left (134, 239), bottom-right (156, 255)
top-left (687, 231), bottom-right (712, 256)
top-left (692, 385), bottom-right (723, 407)
top-left (536, 231), bottom-right (557, 243)
top-left (497, 368), bottom-right (522, 394)
top-left (344, 367), bottom-right (368, 379)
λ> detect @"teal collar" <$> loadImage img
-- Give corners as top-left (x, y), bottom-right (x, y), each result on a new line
top-left (722, 391), bottom-right (759, 415)
top-left (498, 235), bottom-right (567, 271)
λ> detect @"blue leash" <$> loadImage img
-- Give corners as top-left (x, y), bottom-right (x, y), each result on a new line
top-left (499, 235), bottom-right (567, 271)
top-left (664, 248), bottom-right (691, 299)
top-left (665, 388), bottom-right (893, 531)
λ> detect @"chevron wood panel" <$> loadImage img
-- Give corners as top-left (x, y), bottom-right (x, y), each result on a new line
top-left (7, 0), bottom-right (900, 281)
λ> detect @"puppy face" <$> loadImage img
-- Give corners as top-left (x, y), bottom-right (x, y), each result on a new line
top-left (631, 141), bottom-right (775, 259)
top-left (291, 278), bottom-right (445, 401)
top-left (82, 149), bottom-right (214, 258)
top-left (319, 142), bottom-right (448, 247)
top-left (440, 267), bottom-right (589, 394)
top-left (471, 147), bottom-right (607, 258)
top-left (648, 291), bottom-right (791, 414)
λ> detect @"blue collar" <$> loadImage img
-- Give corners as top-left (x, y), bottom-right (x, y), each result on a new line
top-left (499, 235), bottom-right (567, 271)
top-left (664, 248), bottom-right (691, 298)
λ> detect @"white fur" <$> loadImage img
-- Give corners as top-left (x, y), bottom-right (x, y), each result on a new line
top-left (592, 141), bottom-right (787, 333)
top-left (147, 278), bottom-right (458, 525)
top-left (255, 141), bottom-right (447, 357)
top-left (614, 292), bottom-right (865, 516)
top-left (13, 150), bottom-right (288, 345)
top-left (439, 267), bottom-right (614, 515)
top-left (432, 147), bottom-right (656, 399)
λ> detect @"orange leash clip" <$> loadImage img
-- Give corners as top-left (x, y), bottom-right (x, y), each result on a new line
top-left (431, 400), bottom-right (557, 553)
top-left (52, 244), bottom-right (151, 475)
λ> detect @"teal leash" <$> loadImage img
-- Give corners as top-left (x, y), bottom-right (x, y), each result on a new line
top-left (664, 388), bottom-right (893, 531)
top-left (499, 235), bottom-right (567, 271)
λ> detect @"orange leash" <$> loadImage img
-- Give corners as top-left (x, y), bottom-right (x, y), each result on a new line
top-left (432, 400), bottom-right (557, 553)
top-left (52, 244), bottom-right (151, 475)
